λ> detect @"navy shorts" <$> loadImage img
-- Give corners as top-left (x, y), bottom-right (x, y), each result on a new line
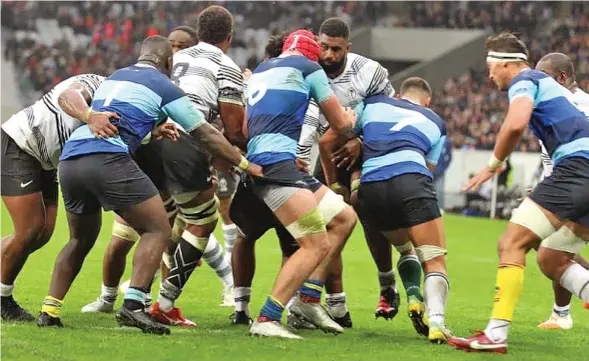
top-left (530, 157), bottom-right (589, 227)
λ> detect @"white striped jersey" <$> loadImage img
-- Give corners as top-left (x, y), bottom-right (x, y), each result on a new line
top-left (1, 74), bottom-right (105, 170)
top-left (171, 41), bottom-right (244, 124)
top-left (298, 52), bottom-right (395, 172)
top-left (540, 87), bottom-right (589, 179)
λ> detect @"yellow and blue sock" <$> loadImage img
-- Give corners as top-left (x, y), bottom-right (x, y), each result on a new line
top-left (258, 296), bottom-right (284, 322)
top-left (300, 279), bottom-right (323, 303)
top-left (41, 296), bottom-right (63, 318)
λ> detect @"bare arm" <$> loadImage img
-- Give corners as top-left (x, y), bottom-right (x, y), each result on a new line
top-left (492, 97), bottom-right (533, 161)
top-left (319, 97), bottom-right (355, 135)
top-left (219, 101), bottom-right (247, 149)
top-left (319, 128), bottom-right (349, 186)
top-left (189, 121), bottom-right (249, 170)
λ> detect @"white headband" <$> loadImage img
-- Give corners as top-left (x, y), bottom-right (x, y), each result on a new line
top-left (486, 51), bottom-right (528, 63)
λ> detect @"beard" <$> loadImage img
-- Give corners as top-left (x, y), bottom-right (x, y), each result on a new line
top-left (319, 57), bottom-right (346, 75)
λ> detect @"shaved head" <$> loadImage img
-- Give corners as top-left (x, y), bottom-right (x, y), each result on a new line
top-left (138, 35), bottom-right (174, 74)
top-left (536, 52), bottom-right (576, 87)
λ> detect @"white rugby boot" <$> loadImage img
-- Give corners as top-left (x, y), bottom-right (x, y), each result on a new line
top-left (81, 297), bottom-right (114, 313)
top-left (220, 285), bottom-right (235, 307)
top-left (289, 295), bottom-right (344, 334)
top-left (538, 312), bottom-right (573, 330)
top-left (250, 320), bottom-right (303, 339)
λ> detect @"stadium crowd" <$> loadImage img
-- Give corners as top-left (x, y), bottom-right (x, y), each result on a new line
top-left (3, 1), bottom-right (589, 151)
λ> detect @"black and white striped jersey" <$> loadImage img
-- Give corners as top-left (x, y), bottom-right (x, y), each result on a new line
top-left (1, 74), bottom-right (105, 170)
top-left (171, 41), bottom-right (244, 124)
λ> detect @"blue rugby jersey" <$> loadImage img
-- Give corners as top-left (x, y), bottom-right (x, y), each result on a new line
top-left (353, 95), bottom-right (446, 183)
top-left (60, 64), bottom-right (205, 160)
top-left (245, 55), bottom-right (334, 166)
top-left (508, 69), bottom-right (589, 165)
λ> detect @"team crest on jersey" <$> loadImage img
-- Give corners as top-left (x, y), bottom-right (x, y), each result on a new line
top-left (347, 88), bottom-right (357, 100)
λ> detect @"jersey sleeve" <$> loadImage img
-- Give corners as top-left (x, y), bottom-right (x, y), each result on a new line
top-left (352, 102), bottom-right (366, 136)
top-left (76, 74), bottom-right (106, 99)
top-left (217, 62), bottom-right (245, 106)
top-left (160, 83), bottom-right (206, 133)
top-left (306, 68), bottom-right (335, 104)
top-left (508, 78), bottom-right (538, 103)
top-left (361, 60), bottom-right (395, 98)
top-left (297, 99), bottom-right (320, 164)
top-left (426, 135), bottom-right (446, 165)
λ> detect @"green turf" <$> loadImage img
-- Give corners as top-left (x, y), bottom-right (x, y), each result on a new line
top-left (1, 208), bottom-right (588, 361)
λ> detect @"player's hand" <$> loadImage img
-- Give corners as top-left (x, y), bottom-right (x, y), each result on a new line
top-left (343, 106), bottom-right (357, 127)
top-left (246, 162), bottom-right (264, 178)
top-left (295, 158), bottom-right (310, 174)
top-left (152, 123), bottom-right (180, 141)
top-left (87, 111), bottom-right (119, 139)
top-left (242, 68), bottom-right (253, 82)
top-left (463, 167), bottom-right (498, 192)
top-left (333, 137), bottom-right (362, 171)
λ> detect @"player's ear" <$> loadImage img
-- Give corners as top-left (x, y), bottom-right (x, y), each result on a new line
top-left (167, 57), bottom-right (173, 74)
top-left (346, 42), bottom-right (352, 52)
top-left (425, 96), bottom-right (432, 108)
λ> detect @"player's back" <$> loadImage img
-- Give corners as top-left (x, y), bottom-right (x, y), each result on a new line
top-left (61, 64), bottom-right (180, 160)
top-left (355, 95), bottom-right (446, 182)
top-left (509, 69), bottom-right (589, 164)
top-left (246, 55), bottom-right (330, 166)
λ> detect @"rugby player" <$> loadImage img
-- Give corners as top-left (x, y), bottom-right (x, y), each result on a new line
top-left (243, 29), bottom-right (356, 339)
top-left (230, 32), bottom-right (356, 334)
top-left (149, 6), bottom-right (248, 325)
top-left (36, 35), bottom-right (261, 335)
top-left (1, 73), bottom-right (113, 321)
top-left (449, 32), bottom-right (589, 353)
top-left (534, 52), bottom-right (589, 330)
top-left (351, 78), bottom-right (452, 344)
top-left (312, 18), bottom-right (426, 332)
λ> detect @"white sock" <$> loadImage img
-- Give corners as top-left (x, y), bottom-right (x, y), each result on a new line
top-left (560, 263), bottom-right (589, 302)
top-left (378, 270), bottom-right (396, 292)
top-left (203, 234), bottom-right (233, 287)
top-left (100, 284), bottom-right (118, 303)
top-left (553, 303), bottom-right (571, 317)
top-left (286, 296), bottom-right (296, 314)
top-left (0, 282), bottom-right (14, 297)
top-left (222, 223), bottom-right (238, 266)
top-left (234, 286), bottom-right (251, 315)
top-left (158, 290), bottom-right (175, 313)
top-left (485, 319), bottom-right (510, 342)
top-left (424, 272), bottom-right (449, 326)
top-left (326, 292), bottom-right (348, 318)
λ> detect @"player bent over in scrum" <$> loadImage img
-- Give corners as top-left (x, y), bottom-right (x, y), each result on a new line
top-left (534, 52), bottom-right (589, 329)
top-left (244, 30), bottom-right (356, 339)
top-left (352, 78), bottom-right (452, 344)
top-left (1, 73), bottom-right (110, 321)
top-left (37, 36), bottom-right (261, 334)
top-left (449, 32), bottom-right (589, 354)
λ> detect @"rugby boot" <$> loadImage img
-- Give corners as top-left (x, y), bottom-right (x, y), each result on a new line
top-left (1, 296), bottom-right (35, 322)
top-left (81, 297), bottom-right (115, 313)
top-left (428, 320), bottom-right (453, 344)
top-left (287, 312), bottom-right (317, 330)
top-left (375, 287), bottom-right (400, 320)
top-left (230, 311), bottom-right (253, 326)
top-left (37, 312), bottom-right (63, 328)
top-left (583, 302), bottom-right (589, 310)
top-left (148, 302), bottom-right (196, 327)
top-left (448, 330), bottom-right (508, 354)
top-left (116, 306), bottom-right (170, 335)
top-left (329, 311), bottom-right (353, 329)
top-left (538, 312), bottom-right (573, 330)
top-left (250, 318), bottom-right (303, 339)
top-left (290, 295), bottom-right (343, 334)
top-left (407, 296), bottom-right (429, 337)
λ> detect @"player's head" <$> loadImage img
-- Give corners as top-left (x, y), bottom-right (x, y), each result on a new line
top-left (169, 26), bottom-right (198, 54)
top-left (197, 5), bottom-right (234, 53)
top-left (281, 29), bottom-right (320, 62)
top-left (318, 17), bottom-right (351, 75)
top-left (265, 31), bottom-right (290, 59)
top-left (138, 35), bottom-right (174, 76)
top-left (485, 31), bottom-right (529, 91)
top-left (536, 52), bottom-right (576, 88)
top-left (399, 77), bottom-right (432, 107)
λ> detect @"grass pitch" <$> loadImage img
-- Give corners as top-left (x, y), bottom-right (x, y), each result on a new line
top-left (1, 206), bottom-right (588, 361)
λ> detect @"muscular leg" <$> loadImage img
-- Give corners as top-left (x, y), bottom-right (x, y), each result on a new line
top-left (232, 234), bottom-right (256, 320)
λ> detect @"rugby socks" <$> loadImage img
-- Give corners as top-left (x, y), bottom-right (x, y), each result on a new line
top-left (486, 263), bottom-right (525, 342)
top-left (560, 263), bottom-right (589, 302)
top-left (100, 284), bottom-right (117, 304)
top-left (326, 292), bottom-right (348, 318)
top-left (123, 286), bottom-right (148, 311)
top-left (41, 296), bottom-right (63, 318)
top-left (0, 282), bottom-right (14, 297)
top-left (234, 287), bottom-right (251, 315)
top-left (378, 270), bottom-right (397, 293)
top-left (159, 231), bottom-right (208, 312)
top-left (553, 303), bottom-right (571, 317)
top-left (203, 234), bottom-right (233, 288)
top-left (397, 254), bottom-right (424, 301)
top-left (299, 280), bottom-right (323, 303)
top-left (258, 296), bottom-right (285, 322)
top-left (222, 223), bottom-right (238, 266)
top-left (424, 272), bottom-right (449, 326)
